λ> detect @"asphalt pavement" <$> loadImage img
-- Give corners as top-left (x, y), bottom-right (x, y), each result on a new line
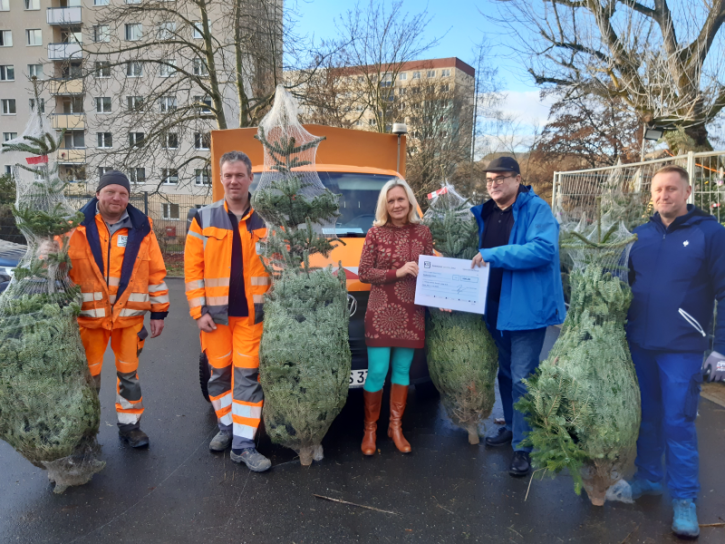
top-left (1, 279), bottom-right (724, 544)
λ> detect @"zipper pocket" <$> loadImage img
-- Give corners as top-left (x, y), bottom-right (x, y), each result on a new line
top-left (678, 308), bottom-right (706, 337)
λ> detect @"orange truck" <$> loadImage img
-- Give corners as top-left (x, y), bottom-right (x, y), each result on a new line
top-left (200, 124), bottom-right (430, 392)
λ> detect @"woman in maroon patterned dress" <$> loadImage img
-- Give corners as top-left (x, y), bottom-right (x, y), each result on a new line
top-left (358, 178), bottom-right (433, 455)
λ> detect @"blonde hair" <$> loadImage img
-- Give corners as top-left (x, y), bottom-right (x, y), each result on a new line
top-left (373, 178), bottom-right (422, 227)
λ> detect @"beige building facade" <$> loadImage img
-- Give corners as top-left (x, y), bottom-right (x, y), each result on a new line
top-left (0, 0), bottom-right (280, 214)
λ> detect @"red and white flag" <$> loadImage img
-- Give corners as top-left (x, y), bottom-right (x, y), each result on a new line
top-left (427, 186), bottom-right (448, 200)
top-left (26, 155), bottom-right (49, 165)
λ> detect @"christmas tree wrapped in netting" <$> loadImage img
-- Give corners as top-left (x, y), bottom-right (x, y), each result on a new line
top-left (0, 82), bottom-right (104, 493)
top-left (252, 86), bottom-right (351, 466)
top-left (423, 184), bottom-right (498, 445)
top-left (517, 194), bottom-right (642, 506)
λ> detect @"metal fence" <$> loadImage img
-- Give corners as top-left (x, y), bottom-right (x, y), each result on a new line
top-left (552, 150), bottom-right (725, 222)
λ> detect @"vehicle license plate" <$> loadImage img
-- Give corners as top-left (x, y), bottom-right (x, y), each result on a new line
top-left (349, 369), bottom-right (367, 388)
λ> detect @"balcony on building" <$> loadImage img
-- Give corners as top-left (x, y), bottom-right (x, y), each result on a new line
top-left (47, 6), bottom-right (82, 26)
top-left (47, 42), bottom-right (83, 61)
top-left (57, 149), bottom-right (86, 164)
top-left (52, 113), bottom-right (85, 130)
top-left (48, 78), bottom-right (83, 95)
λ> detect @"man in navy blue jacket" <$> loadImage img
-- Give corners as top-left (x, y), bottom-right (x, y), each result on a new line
top-left (625, 165), bottom-right (725, 539)
top-left (471, 157), bottom-right (566, 477)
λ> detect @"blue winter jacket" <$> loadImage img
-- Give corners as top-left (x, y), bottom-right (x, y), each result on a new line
top-left (471, 186), bottom-right (566, 331)
top-left (627, 205), bottom-right (725, 353)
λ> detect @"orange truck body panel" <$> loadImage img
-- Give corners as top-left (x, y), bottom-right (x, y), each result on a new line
top-left (210, 125), bottom-right (408, 293)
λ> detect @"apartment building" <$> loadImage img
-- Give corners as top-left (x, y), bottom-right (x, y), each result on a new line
top-left (293, 57), bottom-right (476, 160)
top-left (0, 0), bottom-right (281, 208)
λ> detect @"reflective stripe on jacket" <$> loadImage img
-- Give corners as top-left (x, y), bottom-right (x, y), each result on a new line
top-left (184, 199), bottom-right (270, 325)
top-left (68, 197), bottom-right (169, 329)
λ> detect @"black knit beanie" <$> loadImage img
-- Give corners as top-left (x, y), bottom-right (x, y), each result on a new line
top-left (97, 170), bottom-right (131, 193)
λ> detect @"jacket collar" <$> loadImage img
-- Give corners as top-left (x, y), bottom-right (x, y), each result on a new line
top-left (650, 204), bottom-right (713, 232)
top-left (79, 196), bottom-right (151, 302)
top-left (471, 185), bottom-right (533, 219)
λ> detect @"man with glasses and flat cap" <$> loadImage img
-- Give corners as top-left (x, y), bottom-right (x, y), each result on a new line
top-left (470, 156), bottom-right (566, 477)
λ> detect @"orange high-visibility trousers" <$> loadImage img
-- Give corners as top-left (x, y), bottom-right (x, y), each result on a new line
top-left (79, 321), bottom-right (146, 430)
top-left (202, 317), bottom-right (264, 450)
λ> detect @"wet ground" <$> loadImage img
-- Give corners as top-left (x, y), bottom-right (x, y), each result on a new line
top-left (1, 279), bottom-right (724, 543)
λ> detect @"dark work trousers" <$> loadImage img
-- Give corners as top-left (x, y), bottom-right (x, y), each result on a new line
top-left (630, 345), bottom-right (702, 500)
top-left (486, 316), bottom-right (546, 452)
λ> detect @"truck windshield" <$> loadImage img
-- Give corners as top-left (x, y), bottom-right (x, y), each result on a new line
top-left (252, 172), bottom-right (397, 236)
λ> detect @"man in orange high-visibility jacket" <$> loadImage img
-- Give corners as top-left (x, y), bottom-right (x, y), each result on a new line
top-left (68, 170), bottom-right (169, 448)
top-left (185, 151), bottom-right (272, 472)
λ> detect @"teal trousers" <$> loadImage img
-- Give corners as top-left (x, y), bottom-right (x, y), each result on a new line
top-left (364, 346), bottom-right (415, 392)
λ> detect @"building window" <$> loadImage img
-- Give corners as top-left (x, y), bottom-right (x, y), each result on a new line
top-left (0, 31), bottom-right (12, 47)
top-left (127, 95), bottom-right (144, 111)
top-left (441, 69), bottom-right (451, 77)
top-left (368, 118), bottom-right (376, 126)
top-left (28, 64), bottom-right (43, 79)
top-left (94, 0), bottom-right (110, 5)
top-left (194, 95), bottom-right (212, 113)
top-left (95, 97), bottom-right (112, 113)
top-left (126, 0), bottom-right (142, 4)
top-left (93, 25), bottom-right (110, 43)
top-left (156, 22), bottom-right (176, 40)
top-left (192, 22), bottom-right (203, 39)
top-left (3, 132), bottom-right (17, 141)
top-left (193, 58), bottom-right (208, 76)
top-left (26, 29), bottom-right (42, 46)
top-left (381, 74), bottom-right (392, 88)
top-left (162, 203), bottom-right (180, 219)
top-left (4, 165), bottom-right (12, 175)
top-left (97, 132), bottom-right (112, 148)
top-left (95, 61), bottom-right (111, 78)
top-left (29, 98), bottom-right (44, 112)
top-left (126, 61), bottom-right (143, 77)
top-left (158, 60), bottom-right (177, 77)
top-left (194, 132), bottom-right (210, 150)
top-left (125, 24), bottom-right (142, 42)
top-left (161, 168), bottom-right (178, 185)
top-left (161, 132), bottom-right (178, 149)
top-left (97, 167), bottom-right (111, 178)
top-left (0, 0), bottom-right (9, 11)
top-left (398, 72), bottom-right (407, 81)
top-left (1, 99), bottom-right (16, 115)
top-left (426, 70), bottom-right (436, 78)
top-left (412, 71), bottom-right (420, 80)
top-left (0, 65), bottom-right (13, 81)
top-left (129, 132), bottom-right (144, 148)
top-left (64, 131), bottom-right (85, 148)
top-left (129, 167), bottom-right (145, 183)
top-left (24, 0), bottom-right (40, 10)
top-left (158, 96), bottom-right (177, 113)
top-left (195, 168), bottom-right (210, 186)
top-left (440, 84), bottom-right (450, 92)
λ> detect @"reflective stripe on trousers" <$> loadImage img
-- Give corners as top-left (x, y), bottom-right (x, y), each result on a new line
top-left (79, 321), bottom-right (146, 429)
top-left (202, 316), bottom-right (264, 450)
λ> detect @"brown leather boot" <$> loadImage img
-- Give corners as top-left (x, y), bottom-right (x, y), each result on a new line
top-left (388, 384), bottom-right (411, 453)
top-left (361, 389), bottom-right (383, 456)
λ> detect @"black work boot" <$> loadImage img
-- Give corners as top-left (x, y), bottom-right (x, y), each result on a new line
top-left (119, 428), bottom-right (150, 448)
top-left (509, 451), bottom-right (531, 477)
top-left (485, 427), bottom-right (513, 447)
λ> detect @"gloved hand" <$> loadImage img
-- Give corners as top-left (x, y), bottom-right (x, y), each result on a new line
top-left (703, 351), bottom-right (725, 382)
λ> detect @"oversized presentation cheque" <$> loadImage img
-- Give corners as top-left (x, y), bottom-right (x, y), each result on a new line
top-left (414, 255), bottom-right (489, 314)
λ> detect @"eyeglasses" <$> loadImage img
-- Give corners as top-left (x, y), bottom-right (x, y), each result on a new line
top-left (486, 174), bottom-right (516, 186)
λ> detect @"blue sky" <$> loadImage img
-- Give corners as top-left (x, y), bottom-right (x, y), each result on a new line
top-left (290, 0), bottom-right (555, 129)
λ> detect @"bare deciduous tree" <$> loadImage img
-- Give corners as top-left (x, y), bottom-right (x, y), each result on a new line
top-left (76, 0), bottom-right (313, 190)
top-left (491, 0), bottom-right (725, 151)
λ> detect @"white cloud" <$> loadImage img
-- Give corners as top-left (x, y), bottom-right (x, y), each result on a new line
top-left (497, 90), bottom-right (555, 127)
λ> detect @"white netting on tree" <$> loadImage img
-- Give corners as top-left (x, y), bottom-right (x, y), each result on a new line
top-left (0, 92), bottom-right (105, 493)
top-left (518, 187), bottom-right (641, 506)
top-left (252, 85), bottom-right (340, 274)
top-left (252, 86), bottom-right (350, 466)
top-left (422, 182), bottom-right (498, 445)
